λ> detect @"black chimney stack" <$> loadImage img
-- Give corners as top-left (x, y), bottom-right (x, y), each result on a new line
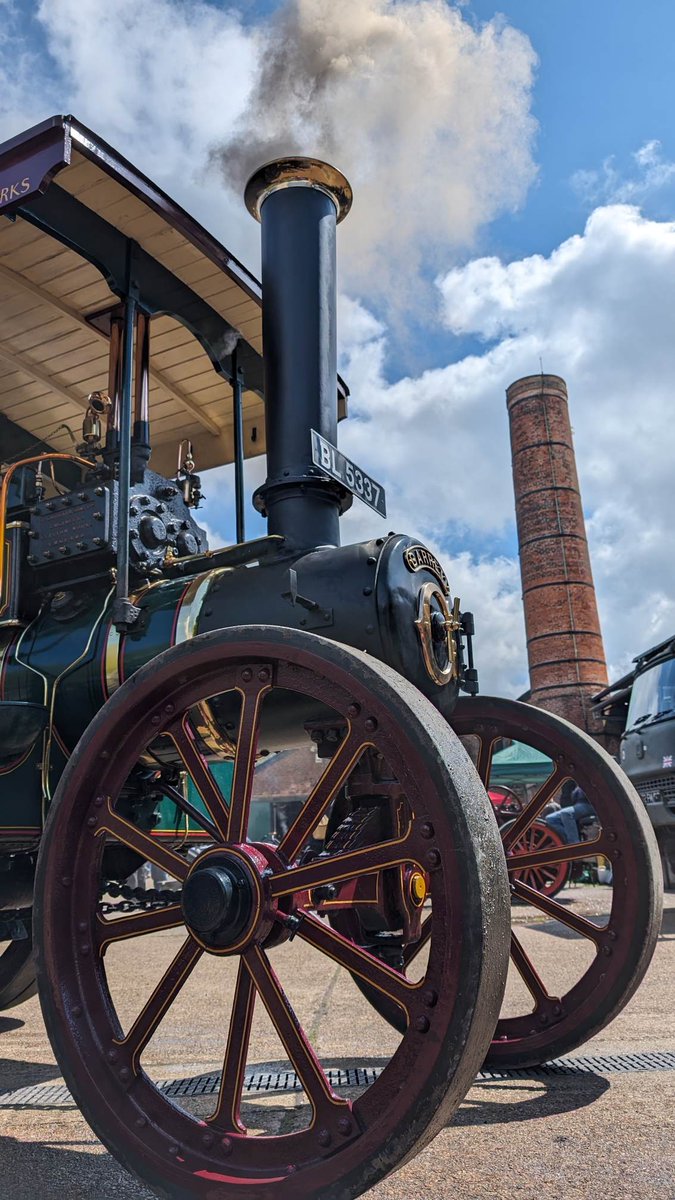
top-left (245, 158), bottom-right (352, 550)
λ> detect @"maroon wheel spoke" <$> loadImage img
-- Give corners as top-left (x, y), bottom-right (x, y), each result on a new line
top-left (96, 904), bottom-right (184, 955)
top-left (278, 727), bottom-right (370, 863)
top-left (227, 680), bottom-right (271, 844)
top-left (500, 768), bottom-right (567, 850)
top-left (244, 945), bottom-right (352, 1125)
top-left (167, 717), bottom-right (230, 841)
top-left (511, 879), bottom-right (605, 942)
top-left (101, 805), bottom-right (190, 882)
top-left (269, 832), bottom-right (416, 899)
top-left (298, 913), bottom-right (417, 1016)
top-left (120, 936), bottom-right (203, 1070)
top-left (209, 959), bottom-right (256, 1135)
top-left (403, 913), bottom-right (432, 968)
top-left (510, 930), bottom-right (554, 1007)
top-left (507, 822), bottom-right (571, 896)
top-left (507, 837), bottom-right (607, 872)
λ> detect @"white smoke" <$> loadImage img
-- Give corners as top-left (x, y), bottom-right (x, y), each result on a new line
top-left (0, 2), bottom-right (538, 295)
top-left (214, 0), bottom-right (538, 293)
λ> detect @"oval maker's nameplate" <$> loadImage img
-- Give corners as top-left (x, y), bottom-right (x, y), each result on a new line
top-left (403, 546), bottom-right (449, 595)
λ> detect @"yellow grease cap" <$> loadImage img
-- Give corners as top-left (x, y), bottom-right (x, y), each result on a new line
top-left (409, 871), bottom-right (427, 907)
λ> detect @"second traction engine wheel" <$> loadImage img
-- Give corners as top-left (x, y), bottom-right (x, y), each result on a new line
top-left (33, 627), bottom-right (510, 1200)
top-left (338, 696), bottom-right (663, 1070)
top-left (452, 696), bottom-right (663, 1068)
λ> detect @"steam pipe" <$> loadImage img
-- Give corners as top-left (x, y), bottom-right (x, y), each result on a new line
top-left (245, 158), bottom-right (352, 550)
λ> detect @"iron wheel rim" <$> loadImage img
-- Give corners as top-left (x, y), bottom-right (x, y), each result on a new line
top-left (34, 627), bottom-right (509, 1198)
top-left (450, 695), bottom-right (662, 1067)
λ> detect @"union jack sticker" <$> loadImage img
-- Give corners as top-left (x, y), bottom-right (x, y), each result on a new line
top-left (663, 755), bottom-right (673, 769)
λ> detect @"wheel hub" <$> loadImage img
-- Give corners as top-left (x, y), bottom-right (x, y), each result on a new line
top-left (181, 853), bottom-right (257, 951)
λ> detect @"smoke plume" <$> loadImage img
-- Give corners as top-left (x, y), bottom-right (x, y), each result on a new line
top-left (214, 0), bottom-right (538, 294)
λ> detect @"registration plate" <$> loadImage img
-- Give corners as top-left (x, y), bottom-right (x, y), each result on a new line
top-left (311, 430), bottom-right (387, 517)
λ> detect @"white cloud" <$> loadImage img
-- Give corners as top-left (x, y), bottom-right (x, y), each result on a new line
top-left (0, 0), bottom-right (537, 292)
top-left (0, 0), bottom-right (263, 266)
top-left (212, 0), bottom-right (538, 296)
top-left (331, 204), bottom-right (675, 692)
top-left (571, 139), bottom-right (675, 206)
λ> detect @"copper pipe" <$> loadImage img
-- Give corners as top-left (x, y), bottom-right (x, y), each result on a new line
top-left (134, 310), bottom-right (150, 430)
top-left (106, 316), bottom-right (123, 453)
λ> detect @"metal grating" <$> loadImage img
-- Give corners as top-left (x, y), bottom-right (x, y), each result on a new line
top-left (635, 774), bottom-right (675, 810)
top-left (0, 1051), bottom-right (673, 1109)
top-left (160, 1065), bottom-right (383, 1100)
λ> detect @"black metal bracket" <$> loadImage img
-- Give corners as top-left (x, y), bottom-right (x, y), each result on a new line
top-left (113, 282), bottom-right (138, 631)
top-left (282, 568), bottom-right (333, 630)
top-left (284, 909), bottom-right (307, 942)
top-left (232, 350), bottom-right (246, 543)
top-left (459, 610), bottom-right (479, 695)
top-left (165, 534), bottom-right (285, 578)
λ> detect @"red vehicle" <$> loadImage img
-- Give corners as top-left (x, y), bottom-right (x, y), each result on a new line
top-left (489, 785), bottom-right (569, 898)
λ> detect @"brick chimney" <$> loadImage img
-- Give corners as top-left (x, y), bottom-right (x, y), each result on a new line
top-left (506, 374), bottom-right (610, 743)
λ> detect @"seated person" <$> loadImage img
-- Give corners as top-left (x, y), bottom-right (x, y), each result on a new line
top-left (545, 785), bottom-right (594, 844)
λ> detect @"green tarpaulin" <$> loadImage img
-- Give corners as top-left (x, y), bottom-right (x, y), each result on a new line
top-left (490, 740), bottom-right (553, 785)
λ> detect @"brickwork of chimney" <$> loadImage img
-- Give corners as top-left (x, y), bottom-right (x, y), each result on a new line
top-left (506, 374), bottom-right (611, 744)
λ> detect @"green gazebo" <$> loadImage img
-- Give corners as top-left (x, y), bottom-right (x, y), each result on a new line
top-left (489, 740), bottom-right (553, 789)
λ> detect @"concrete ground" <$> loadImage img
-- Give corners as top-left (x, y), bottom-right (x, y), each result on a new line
top-left (0, 887), bottom-right (673, 1199)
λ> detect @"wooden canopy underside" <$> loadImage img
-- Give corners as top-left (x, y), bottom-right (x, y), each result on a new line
top-left (0, 142), bottom-right (267, 476)
top-left (0, 118), bottom-right (347, 478)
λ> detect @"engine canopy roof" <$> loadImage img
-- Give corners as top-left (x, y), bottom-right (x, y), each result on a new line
top-left (0, 115), bottom-right (347, 476)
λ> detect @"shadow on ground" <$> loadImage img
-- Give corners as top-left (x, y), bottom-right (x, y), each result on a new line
top-left (0, 1016), bottom-right (24, 1034)
top-left (659, 905), bottom-right (675, 937)
top-left (0, 1136), bottom-right (153, 1200)
top-left (0, 1063), bottom-right (611, 1198)
top-left (451, 1069), bottom-right (610, 1127)
top-left (0, 1058), bottom-right (59, 1090)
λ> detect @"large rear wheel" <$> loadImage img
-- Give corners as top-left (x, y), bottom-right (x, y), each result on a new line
top-left (34, 627), bottom-right (510, 1200)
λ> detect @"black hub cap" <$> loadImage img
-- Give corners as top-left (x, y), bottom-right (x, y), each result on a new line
top-left (181, 855), bottom-right (255, 949)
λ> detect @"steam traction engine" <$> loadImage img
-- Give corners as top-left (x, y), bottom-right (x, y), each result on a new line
top-left (0, 117), bottom-right (662, 1198)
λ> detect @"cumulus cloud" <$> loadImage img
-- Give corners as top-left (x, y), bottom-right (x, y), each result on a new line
top-left (213, 0), bottom-right (537, 294)
top-left (0, 0), bottom-right (262, 264)
top-left (327, 204), bottom-right (675, 691)
top-left (0, 1), bottom-right (537, 287)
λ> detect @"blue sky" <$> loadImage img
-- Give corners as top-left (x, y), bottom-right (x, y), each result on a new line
top-left (390, 0), bottom-right (675, 377)
top-left (468, 1), bottom-right (675, 254)
top-left (1, 0), bottom-right (674, 694)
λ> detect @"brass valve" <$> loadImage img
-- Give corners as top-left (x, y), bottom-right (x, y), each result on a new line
top-left (82, 392), bottom-right (111, 446)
